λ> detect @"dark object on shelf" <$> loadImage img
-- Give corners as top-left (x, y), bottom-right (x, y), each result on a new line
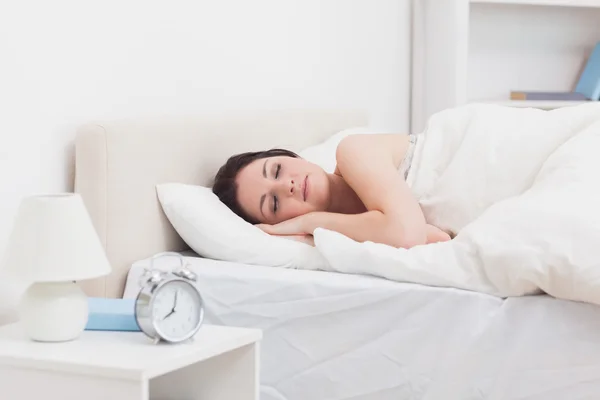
top-left (510, 91), bottom-right (589, 101)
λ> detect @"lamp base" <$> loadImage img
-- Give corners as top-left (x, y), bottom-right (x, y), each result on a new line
top-left (19, 282), bottom-right (88, 342)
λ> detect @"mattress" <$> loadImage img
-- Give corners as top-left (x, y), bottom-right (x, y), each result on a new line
top-left (123, 253), bottom-right (600, 400)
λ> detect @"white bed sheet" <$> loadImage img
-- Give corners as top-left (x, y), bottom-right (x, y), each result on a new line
top-left (123, 254), bottom-right (600, 400)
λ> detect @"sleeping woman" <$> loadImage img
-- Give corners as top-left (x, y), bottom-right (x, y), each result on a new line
top-left (211, 133), bottom-right (451, 248)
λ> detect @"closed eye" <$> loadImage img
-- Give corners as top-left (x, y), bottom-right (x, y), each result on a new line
top-left (273, 164), bottom-right (281, 214)
top-left (275, 163), bottom-right (281, 179)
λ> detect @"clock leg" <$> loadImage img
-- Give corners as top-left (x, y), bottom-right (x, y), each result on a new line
top-left (149, 342), bottom-right (260, 400)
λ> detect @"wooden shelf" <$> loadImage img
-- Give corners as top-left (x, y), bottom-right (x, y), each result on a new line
top-left (471, 0), bottom-right (600, 7)
top-left (479, 99), bottom-right (592, 109)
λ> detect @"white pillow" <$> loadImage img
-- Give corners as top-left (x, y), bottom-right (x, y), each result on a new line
top-left (299, 126), bottom-right (375, 172)
top-left (157, 126), bottom-right (371, 269)
top-left (157, 183), bottom-right (328, 268)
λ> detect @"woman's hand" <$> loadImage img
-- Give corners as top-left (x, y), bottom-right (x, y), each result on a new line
top-left (425, 224), bottom-right (451, 244)
top-left (255, 223), bottom-right (286, 235)
top-left (256, 219), bottom-right (315, 246)
top-left (255, 213), bottom-right (313, 236)
top-left (280, 234), bottom-right (315, 246)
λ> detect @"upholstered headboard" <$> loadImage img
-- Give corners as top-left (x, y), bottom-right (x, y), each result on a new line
top-left (74, 109), bottom-right (368, 298)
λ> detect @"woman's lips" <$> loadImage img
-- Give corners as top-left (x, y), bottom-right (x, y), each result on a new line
top-left (303, 175), bottom-right (308, 201)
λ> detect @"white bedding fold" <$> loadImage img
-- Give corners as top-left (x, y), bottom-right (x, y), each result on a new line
top-left (314, 103), bottom-right (600, 305)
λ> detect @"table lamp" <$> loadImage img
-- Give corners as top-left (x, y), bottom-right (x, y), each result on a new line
top-left (2, 193), bottom-right (111, 342)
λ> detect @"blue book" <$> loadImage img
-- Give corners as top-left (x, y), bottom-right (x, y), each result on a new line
top-left (575, 42), bottom-right (600, 101)
top-left (85, 298), bottom-right (140, 332)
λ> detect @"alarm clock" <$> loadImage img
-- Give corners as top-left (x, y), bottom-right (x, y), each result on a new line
top-left (135, 252), bottom-right (205, 344)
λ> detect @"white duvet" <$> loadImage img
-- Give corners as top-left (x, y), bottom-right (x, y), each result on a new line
top-left (313, 103), bottom-right (600, 306)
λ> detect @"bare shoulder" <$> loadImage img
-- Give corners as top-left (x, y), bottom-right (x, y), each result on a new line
top-left (334, 133), bottom-right (411, 174)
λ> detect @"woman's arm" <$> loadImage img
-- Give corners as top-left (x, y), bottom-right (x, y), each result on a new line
top-left (259, 210), bottom-right (388, 244)
top-left (258, 213), bottom-right (449, 245)
top-left (330, 133), bottom-right (428, 247)
top-left (260, 134), bottom-right (435, 248)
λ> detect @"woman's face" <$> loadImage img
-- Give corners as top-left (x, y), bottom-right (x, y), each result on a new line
top-left (236, 156), bottom-right (331, 224)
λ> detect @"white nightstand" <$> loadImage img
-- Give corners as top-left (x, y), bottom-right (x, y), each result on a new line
top-left (0, 322), bottom-right (262, 400)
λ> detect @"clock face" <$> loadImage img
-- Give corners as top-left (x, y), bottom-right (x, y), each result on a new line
top-left (151, 280), bottom-right (203, 342)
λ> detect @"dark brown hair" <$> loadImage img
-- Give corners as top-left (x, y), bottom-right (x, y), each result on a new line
top-left (212, 148), bottom-right (300, 224)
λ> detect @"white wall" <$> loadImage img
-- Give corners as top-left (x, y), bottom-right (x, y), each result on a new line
top-left (0, 0), bottom-right (411, 256)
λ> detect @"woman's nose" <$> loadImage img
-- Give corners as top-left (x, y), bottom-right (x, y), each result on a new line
top-left (277, 179), bottom-right (296, 196)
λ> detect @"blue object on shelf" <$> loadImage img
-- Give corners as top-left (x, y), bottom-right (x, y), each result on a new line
top-left (575, 41), bottom-right (600, 101)
top-left (85, 297), bottom-right (140, 332)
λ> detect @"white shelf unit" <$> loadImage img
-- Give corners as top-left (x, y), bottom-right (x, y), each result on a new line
top-left (411, 0), bottom-right (600, 133)
top-left (472, 0), bottom-right (600, 7)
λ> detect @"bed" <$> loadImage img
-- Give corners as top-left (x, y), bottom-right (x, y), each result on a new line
top-left (74, 109), bottom-right (600, 399)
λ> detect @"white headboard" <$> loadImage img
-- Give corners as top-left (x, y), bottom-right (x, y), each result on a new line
top-left (74, 109), bottom-right (368, 298)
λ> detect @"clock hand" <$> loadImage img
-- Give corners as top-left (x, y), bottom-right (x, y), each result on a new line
top-left (173, 289), bottom-right (181, 310)
top-left (163, 290), bottom-right (182, 320)
top-left (163, 309), bottom-right (175, 320)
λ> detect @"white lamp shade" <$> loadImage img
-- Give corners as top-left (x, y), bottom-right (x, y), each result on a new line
top-left (3, 193), bottom-right (111, 282)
